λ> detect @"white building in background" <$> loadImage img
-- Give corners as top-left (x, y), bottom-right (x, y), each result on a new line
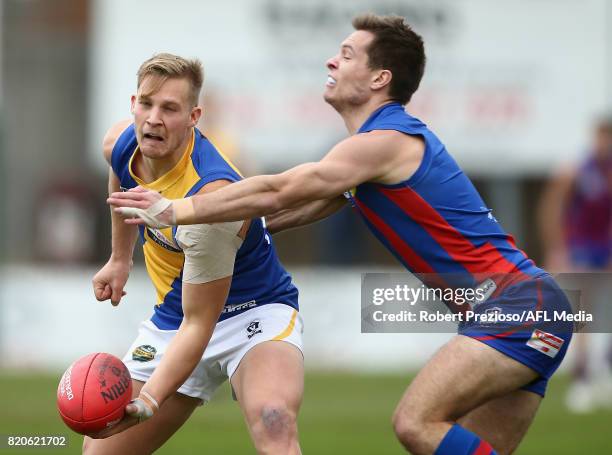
top-left (89, 0), bottom-right (611, 175)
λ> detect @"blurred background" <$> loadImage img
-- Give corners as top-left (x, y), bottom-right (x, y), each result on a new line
top-left (0, 0), bottom-right (611, 453)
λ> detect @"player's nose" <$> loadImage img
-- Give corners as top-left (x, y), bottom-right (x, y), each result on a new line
top-left (326, 55), bottom-right (339, 70)
top-left (147, 106), bottom-right (163, 125)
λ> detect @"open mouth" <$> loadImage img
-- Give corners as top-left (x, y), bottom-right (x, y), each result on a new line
top-left (326, 75), bottom-right (337, 87)
top-left (143, 132), bottom-right (164, 142)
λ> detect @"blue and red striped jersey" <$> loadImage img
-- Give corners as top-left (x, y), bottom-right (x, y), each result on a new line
top-left (565, 155), bottom-right (612, 267)
top-left (345, 102), bottom-right (544, 292)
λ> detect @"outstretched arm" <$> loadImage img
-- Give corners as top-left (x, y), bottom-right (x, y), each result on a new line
top-left (265, 196), bottom-right (347, 234)
top-left (108, 130), bottom-right (411, 226)
top-left (92, 120), bottom-right (138, 306)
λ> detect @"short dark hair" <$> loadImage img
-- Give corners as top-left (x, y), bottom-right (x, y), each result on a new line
top-left (352, 13), bottom-right (426, 105)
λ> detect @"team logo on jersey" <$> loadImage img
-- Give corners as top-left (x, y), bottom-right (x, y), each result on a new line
top-left (246, 320), bottom-right (263, 339)
top-left (526, 329), bottom-right (564, 358)
top-left (132, 345), bottom-right (157, 362)
top-left (481, 206), bottom-right (498, 223)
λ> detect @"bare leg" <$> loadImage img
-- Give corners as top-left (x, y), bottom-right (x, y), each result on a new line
top-left (392, 335), bottom-right (540, 454)
top-left (458, 390), bottom-right (541, 454)
top-left (231, 341), bottom-right (304, 455)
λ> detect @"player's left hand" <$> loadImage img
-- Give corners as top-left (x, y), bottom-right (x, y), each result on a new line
top-left (108, 186), bottom-right (175, 228)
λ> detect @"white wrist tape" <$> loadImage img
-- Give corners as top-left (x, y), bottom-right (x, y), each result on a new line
top-left (140, 390), bottom-right (160, 411)
top-left (176, 222), bottom-right (244, 284)
top-left (118, 197), bottom-right (173, 228)
top-left (127, 397), bottom-right (155, 422)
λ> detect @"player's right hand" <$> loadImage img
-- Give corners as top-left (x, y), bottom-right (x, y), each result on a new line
top-left (89, 393), bottom-right (157, 439)
top-left (125, 396), bottom-right (156, 422)
top-left (92, 259), bottom-right (131, 306)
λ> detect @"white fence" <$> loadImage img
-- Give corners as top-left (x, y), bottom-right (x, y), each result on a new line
top-left (0, 265), bottom-right (453, 372)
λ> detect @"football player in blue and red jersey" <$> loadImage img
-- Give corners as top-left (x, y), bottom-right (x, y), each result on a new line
top-left (109, 14), bottom-right (574, 455)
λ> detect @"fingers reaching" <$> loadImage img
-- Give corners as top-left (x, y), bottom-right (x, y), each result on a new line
top-left (122, 216), bottom-right (145, 226)
top-left (108, 194), bottom-right (149, 209)
top-left (128, 186), bottom-right (148, 193)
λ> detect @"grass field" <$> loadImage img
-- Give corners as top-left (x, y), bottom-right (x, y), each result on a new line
top-left (0, 371), bottom-right (610, 454)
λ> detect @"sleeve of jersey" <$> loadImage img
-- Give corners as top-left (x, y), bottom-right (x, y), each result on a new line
top-left (175, 222), bottom-right (244, 284)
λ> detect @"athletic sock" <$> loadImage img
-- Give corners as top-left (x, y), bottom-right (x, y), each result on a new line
top-left (434, 424), bottom-right (498, 455)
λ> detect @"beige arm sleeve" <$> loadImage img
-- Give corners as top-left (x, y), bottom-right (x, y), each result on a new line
top-left (175, 222), bottom-right (244, 284)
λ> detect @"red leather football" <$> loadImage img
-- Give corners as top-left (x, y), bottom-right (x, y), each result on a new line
top-left (57, 353), bottom-right (133, 435)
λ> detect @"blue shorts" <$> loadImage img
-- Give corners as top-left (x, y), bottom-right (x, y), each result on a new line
top-left (459, 275), bottom-right (574, 397)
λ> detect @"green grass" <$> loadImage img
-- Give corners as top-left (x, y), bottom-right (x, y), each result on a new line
top-left (0, 371), bottom-right (610, 454)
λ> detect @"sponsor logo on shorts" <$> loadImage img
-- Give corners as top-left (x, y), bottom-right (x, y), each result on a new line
top-left (468, 279), bottom-right (497, 309)
top-left (526, 329), bottom-right (564, 358)
top-left (132, 345), bottom-right (157, 362)
top-left (246, 320), bottom-right (263, 339)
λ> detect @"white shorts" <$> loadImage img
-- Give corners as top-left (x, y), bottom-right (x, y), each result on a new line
top-left (122, 304), bottom-right (303, 403)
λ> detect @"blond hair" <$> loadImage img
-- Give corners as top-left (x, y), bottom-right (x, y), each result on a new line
top-left (137, 53), bottom-right (204, 106)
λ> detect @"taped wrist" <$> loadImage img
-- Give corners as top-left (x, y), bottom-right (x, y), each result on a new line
top-left (139, 390), bottom-right (160, 411)
top-left (176, 222), bottom-right (244, 284)
top-left (126, 389), bottom-right (159, 423)
top-left (127, 397), bottom-right (155, 422)
top-left (118, 196), bottom-right (173, 228)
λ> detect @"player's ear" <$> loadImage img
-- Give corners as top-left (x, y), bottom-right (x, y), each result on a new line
top-left (130, 95), bottom-right (136, 115)
top-left (190, 105), bottom-right (202, 127)
top-left (371, 69), bottom-right (392, 91)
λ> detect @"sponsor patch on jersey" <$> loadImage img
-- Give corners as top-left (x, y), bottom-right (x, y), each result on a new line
top-left (246, 320), bottom-right (262, 339)
top-left (146, 228), bottom-right (182, 253)
top-left (526, 329), bottom-right (564, 358)
top-left (132, 345), bottom-right (157, 362)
